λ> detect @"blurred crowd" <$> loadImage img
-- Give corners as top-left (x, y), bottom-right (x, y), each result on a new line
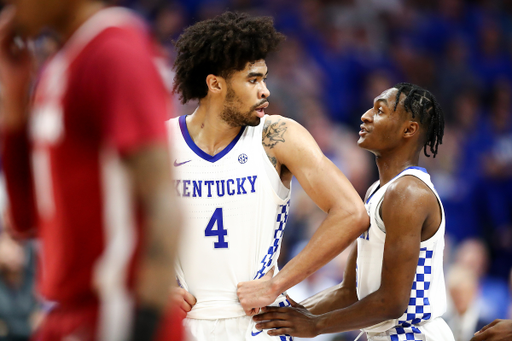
top-left (1, 0), bottom-right (512, 340)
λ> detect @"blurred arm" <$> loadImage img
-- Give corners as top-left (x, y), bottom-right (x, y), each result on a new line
top-left (123, 143), bottom-right (181, 311)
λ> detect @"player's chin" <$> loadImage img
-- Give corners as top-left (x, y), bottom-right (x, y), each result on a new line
top-left (357, 136), bottom-right (367, 148)
top-left (245, 115), bottom-right (261, 127)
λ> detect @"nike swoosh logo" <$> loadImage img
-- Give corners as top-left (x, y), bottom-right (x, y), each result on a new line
top-left (251, 330), bottom-right (263, 336)
top-left (174, 160), bottom-right (191, 167)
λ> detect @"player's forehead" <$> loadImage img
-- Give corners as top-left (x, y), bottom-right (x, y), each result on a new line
top-left (239, 59), bottom-right (268, 77)
top-left (373, 88), bottom-right (399, 106)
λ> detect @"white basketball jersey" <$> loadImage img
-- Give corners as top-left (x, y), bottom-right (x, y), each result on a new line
top-left (357, 167), bottom-right (448, 336)
top-left (167, 115), bottom-right (291, 320)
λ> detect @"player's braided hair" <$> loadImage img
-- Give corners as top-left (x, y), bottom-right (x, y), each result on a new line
top-left (393, 82), bottom-right (444, 158)
top-left (173, 12), bottom-right (285, 104)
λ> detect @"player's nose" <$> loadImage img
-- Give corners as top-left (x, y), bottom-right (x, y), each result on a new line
top-left (361, 109), bottom-right (373, 123)
top-left (260, 82), bottom-right (270, 99)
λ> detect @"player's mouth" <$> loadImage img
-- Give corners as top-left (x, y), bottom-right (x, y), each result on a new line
top-left (359, 124), bottom-right (370, 136)
top-left (254, 102), bottom-right (269, 118)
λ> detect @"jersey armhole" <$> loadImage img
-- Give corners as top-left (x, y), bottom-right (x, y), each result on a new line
top-left (258, 116), bottom-right (290, 201)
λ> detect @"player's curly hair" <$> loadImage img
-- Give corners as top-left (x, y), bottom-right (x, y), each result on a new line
top-left (393, 82), bottom-right (445, 158)
top-left (173, 12), bottom-right (286, 104)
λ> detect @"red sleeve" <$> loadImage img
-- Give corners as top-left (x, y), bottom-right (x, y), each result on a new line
top-left (85, 27), bottom-right (170, 155)
top-left (1, 128), bottom-right (37, 238)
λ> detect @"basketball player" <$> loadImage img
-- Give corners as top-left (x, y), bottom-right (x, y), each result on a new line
top-left (168, 11), bottom-right (368, 341)
top-left (472, 319), bottom-right (512, 341)
top-left (0, 1), bottom-right (181, 340)
top-left (253, 83), bottom-right (456, 341)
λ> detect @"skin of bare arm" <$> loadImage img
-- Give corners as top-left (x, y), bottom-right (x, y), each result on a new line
top-left (253, 176), bottom-right (439, 336)
top-left (123, 144), bottom-right (182, 311)
top-left (237, 115), bottom-right (369, 315)
top-left (471, 319), bottom-right (512, 341)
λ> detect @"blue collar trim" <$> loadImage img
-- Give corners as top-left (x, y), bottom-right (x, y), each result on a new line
top-left (179, 115), bottom-right (246, 163)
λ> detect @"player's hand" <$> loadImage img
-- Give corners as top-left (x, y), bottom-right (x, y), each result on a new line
top-left (170, 287), bottom-right (196, 319)
top-left (253, 295), bottom-right (319, 338)
top-left (0, 6), bottom-right (33, 130)
top-left (237, 267), bottom-right (277, 316)
top-left (471, 319), bottom-right (512, 341)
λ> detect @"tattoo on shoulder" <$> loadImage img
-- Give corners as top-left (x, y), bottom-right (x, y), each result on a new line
top-left (263, 119), bottom-right (288, 149)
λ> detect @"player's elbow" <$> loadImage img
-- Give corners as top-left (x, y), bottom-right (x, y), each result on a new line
top-left (349, 204), bottom-right (369, 235)
top-left (380, 294), bottom-right (409, 320)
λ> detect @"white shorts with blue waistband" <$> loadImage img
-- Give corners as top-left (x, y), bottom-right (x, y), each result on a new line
top-left (184, 295), bottom-right (294, 341)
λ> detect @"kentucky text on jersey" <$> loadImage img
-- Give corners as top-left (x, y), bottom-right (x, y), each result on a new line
top-left (174, 176), bottom-right (258, 197)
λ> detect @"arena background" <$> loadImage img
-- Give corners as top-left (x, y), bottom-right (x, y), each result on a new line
top-left (0, 0), bottom-right (511, 340)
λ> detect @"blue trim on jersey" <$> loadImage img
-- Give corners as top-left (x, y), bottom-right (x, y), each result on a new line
top-left (405, 166), bottom-right (427, 173)
top-left (179, 115), bottom-right (246, 163)
top-left (365, 185), bottom-right (381, 204)
top-left (366, 167), bottom-right (427, 204)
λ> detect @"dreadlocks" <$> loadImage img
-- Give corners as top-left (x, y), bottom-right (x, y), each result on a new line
top-left (173, 12), bottom-right (286, 104)
top-left (393, 82), bottom-right (445, 158)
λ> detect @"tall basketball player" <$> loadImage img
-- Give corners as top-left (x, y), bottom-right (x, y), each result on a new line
top-left (0, 1), bottom-right (181, 340)
top-left (253, 83), bottom-right (456, 341)
top-left (168, 12), bottom-right (369, 341)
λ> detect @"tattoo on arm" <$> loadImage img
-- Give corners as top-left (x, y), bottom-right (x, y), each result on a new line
top-left (267, 155), bottom-right (277, 167)
top-left (263, 119), bottom-right (287, 149)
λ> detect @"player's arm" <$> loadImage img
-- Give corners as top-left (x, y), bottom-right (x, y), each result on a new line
top-left (0, 7), bottom-right (37, 238)
top-left (254, 177), bottom-right (431, 336)
top-left (123, 144), bottom-right (181, 308)
top-left (301, 243), bottom-right (358, 315)
top-left (237, 115), bottom-right (368, 314)
top-left (123, 144), bottom-right (182, 340)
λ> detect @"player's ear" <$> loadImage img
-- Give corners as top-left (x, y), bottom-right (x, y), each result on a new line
top-left (206, 74), bottom-right (223, 94)
top-left (403, 121), bottom-right (420, 139)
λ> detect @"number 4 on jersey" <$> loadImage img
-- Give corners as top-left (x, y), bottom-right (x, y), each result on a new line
top-left (205, 208), bottom-right (228, 248)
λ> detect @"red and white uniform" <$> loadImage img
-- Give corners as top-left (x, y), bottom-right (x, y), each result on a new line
top-left (2, 7), bottom-right (180, 341)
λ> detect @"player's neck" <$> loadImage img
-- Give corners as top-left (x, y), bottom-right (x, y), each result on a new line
top-left (54, 1), bottom-right (105, 43)
top-left (186, 105), bottom-right (243, 157)
top-left (375, 152), bottom-right (420, 186)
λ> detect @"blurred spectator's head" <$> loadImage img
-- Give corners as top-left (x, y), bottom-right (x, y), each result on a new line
top-left (489, 79), bottom-right (512, 129)
top-left (0, 231), bottom-right (25, 285)
top-left (154, 3), bottom-right (186, 43)
top-left (454, 238), bottom-right (489, 278)
top-left (479, 20), bottom-right (502, 57)
top-left (447, 265), bottom-right (479, 315)
top-left (445, 36), bottom-right (470, 65)
top-left (452, 90), bottom-right (480, 130)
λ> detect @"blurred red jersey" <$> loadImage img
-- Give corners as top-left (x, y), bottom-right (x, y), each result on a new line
top-left (2, 7), bottom-right (181, 341)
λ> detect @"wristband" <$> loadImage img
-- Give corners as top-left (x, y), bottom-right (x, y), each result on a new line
top-left (130, 306), bottom-right (161, 341)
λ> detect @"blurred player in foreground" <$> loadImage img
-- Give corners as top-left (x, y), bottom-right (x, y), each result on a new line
top-left (0, 0), bottom-right (181, 340)
top-left (168, 11), bottom-right (368, 341)
top-left (254, 83), bottom-right (456, 341)
top-left (472, 319), bottom-right (512, 341)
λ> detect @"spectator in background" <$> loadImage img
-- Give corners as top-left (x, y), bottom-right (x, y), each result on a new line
top-left (475, 80), bottom-right (512, 279)
top-left (445, 265), bottom-right (487, 341)
top-left (0, 230), bottom-right (41, 341)
top-left (445, 238), bottom-right (511, 341)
